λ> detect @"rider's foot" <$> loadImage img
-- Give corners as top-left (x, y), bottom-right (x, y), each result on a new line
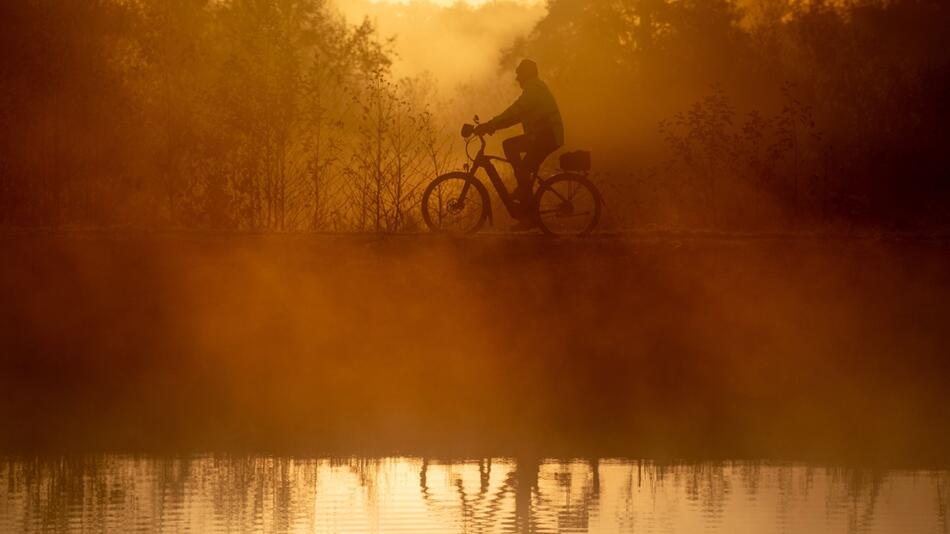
top-left (510, 195), bottom-right (536, 218)
top-left (508, 200), bottom-right (522, 218)
top-left (509, 219), bottom-right (536, 232)
top-left (512, 186), bottom-right (532, 205)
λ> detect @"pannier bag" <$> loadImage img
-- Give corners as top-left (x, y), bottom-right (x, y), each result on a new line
top-left (559, 150), bottom-right (591, 172)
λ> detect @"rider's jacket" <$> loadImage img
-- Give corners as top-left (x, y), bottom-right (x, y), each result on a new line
top-left (487, 78), bottom-right (564, 146)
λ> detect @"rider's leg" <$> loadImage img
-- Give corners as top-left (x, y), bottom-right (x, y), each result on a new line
top-left (503, 134), bottom-right (541, 216)
top-left (502, 135), bottom-right (532, 186)
top-left (521, 133), bottom-right (559, 207)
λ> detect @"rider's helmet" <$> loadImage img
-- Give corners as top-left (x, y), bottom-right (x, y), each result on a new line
top-left (515, 59), bottom-right (538, 85)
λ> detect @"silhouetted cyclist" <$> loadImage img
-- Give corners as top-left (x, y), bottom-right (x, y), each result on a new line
top-left (474, 59), bottom-right (563, 230)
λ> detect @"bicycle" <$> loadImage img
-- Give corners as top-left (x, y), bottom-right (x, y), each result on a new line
top-left (421, 116), bottom-right (603, 236)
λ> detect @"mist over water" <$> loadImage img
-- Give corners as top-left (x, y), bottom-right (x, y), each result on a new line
top-left (2, 0), bottom-right (949, 530)
top-left (2, 232), bottom-right (950, 532)
top-left (2, 233), bottom-right (949, 460)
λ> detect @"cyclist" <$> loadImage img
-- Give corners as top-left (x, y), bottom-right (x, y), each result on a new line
top-left (474, 59), bottom-right (563, 230)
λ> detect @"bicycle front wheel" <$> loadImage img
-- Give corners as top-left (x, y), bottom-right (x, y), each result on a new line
top-left (421, 172), bottom-right (491, 234)
top-left (534, 173), bottom-right (602, 236)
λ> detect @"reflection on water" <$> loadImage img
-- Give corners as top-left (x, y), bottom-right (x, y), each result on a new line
top-left (1, 456), bottom-right (948, 533)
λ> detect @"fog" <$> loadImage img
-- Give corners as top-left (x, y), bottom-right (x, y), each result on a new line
top-left (2, 233), bottom-right (948, 462)
top-left (336, 0), bottom-right (545, 90)
top-left (1, 7), bottom-right (949, 534)
top-left (3, 0), bottom-right (947, 231)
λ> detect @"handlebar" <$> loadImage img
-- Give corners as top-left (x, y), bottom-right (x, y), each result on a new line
top-left (461, 121), bottom-right (488, 162)
top-left (464, 132), bottom-right (486, 162)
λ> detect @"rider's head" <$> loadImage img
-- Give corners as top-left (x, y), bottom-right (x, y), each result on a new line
top-left (515, 59), bottom-right (539, 88)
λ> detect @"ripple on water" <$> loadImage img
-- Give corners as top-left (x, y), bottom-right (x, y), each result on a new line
top-left (0, 457), bottom-right (948, 533)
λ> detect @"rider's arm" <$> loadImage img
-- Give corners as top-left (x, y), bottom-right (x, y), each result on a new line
top-left (486, 92), bottom-right (528, 132)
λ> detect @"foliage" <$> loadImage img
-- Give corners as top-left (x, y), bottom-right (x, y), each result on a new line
top-left (1, 0), bottom-right (948, 231)
top-left (510, 0), bottom-right (950, 230)
top-left (0, 0), bottom-right (453, 231)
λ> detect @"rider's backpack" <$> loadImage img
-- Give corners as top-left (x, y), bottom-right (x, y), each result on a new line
top-left (559, 150), bottom-right (591, 172)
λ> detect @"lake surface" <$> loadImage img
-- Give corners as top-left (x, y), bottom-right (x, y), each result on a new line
top-left (2, 456), bottom-right (948, 533)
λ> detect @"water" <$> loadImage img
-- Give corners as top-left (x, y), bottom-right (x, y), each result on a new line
top-left (2, 456), bottom-right (948, 533)
top-left (3, 238), bottom-right (950, 531)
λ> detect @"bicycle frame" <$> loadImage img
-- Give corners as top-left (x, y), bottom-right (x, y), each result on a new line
top-left (461, 134), bottom-right (520, 217)
top-left (426, 125), bottom-right (601, 235)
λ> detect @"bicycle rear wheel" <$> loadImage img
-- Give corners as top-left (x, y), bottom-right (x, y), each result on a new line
top-left (421, 172), bottom-right (490, 234)
top-left (534, 173), bottom-right (602, 236)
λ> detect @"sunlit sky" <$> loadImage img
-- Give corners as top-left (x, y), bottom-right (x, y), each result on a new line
top-left (337, 0), bottom-right (546, 88)
top-left (368, 0), bottom-right (540, 6)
